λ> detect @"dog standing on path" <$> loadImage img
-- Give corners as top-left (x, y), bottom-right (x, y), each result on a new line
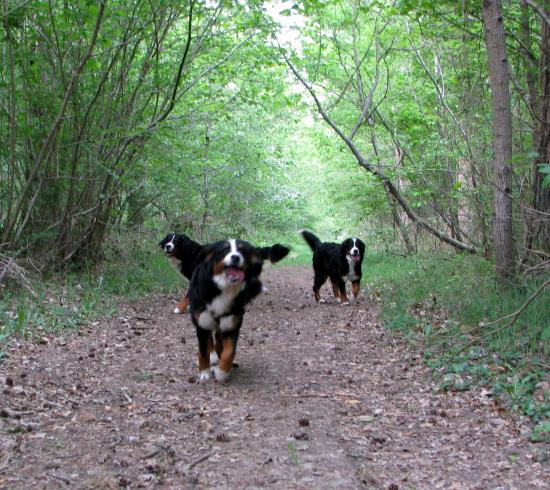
top-left (301, 230), bottom-right (365, 305)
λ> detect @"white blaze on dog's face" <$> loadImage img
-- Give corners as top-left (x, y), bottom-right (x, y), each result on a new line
top-left (164, 234), bottom-right (176, 254)
top-left (158, 233), bottom-right (180, 256)
top-left (212, 239), bottom-right (246, 289)
top-left (348, 238), bottom-right (361, 262)
top-left (159, 233), bottom-right (181, 267)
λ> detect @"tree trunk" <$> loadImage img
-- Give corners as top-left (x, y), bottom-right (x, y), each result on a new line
top-left (384, 183), bottom-right (415, 254)
top-left (529, 2), bottom-right (550, 254)
top-left (2, 0), bottom-right (17, 230)
top-left (370, 131), bottom-right (415, 254)
top-left (200, 126), bottom-right (211, 231)
top-left (126, 192), bottom-right (146, 229)
top-left (482, 0), bottom-right (515, 277)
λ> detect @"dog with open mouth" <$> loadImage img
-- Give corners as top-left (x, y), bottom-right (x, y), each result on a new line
top-left (189, 239), bottom-right (290, 383)
top-left (301, 230), bottom-right (365, 305)
top-left (158, 233), bottom-right (204, 314)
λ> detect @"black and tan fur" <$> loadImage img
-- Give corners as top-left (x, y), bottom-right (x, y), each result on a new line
top-left (301, 230), bottom-right (365, 305)
top-left (158, 233), bottom-right (203, 313)
top-left (189, 239), bottom-right (290, 383)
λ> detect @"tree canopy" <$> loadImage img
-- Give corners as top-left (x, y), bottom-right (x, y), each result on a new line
top-left (1, 0), bottom-right (549, 276)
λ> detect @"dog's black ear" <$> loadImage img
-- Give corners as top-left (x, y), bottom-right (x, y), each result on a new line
top-left (268, 244), bottom-right (290, 263)
top-left (257, 244), bottom-right (290, 263)
top-left (249, 259), bottom-right (263, 278)
top-left (196, 242), bottom-right (219, 264)
top-left (256, 246), bottom-right (270, 261)
top-left (339, 238), bottom-right (352, 255)
top-left (356, 238), bottom-right (366, 254)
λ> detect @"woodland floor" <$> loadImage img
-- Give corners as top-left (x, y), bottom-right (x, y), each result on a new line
top-left (0, 265), bottom-right (549, 489)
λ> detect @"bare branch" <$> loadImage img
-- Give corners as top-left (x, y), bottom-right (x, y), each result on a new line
top-left (524, 0), bottom-right (550, 29)
top-left (283, 52), bottom-right (479, 254)
top-left (1, 1), bottom-right (107, 244)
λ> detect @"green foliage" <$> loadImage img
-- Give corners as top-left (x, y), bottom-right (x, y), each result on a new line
top-left (363, 250), bottom-right (550, 426)
top-left (427, 350), bottom-right (550, 423)
top-left (292, 0), bottom-right (499, 250)
top-left (99, 234), bottom-right (183, 298)
top-left (1, 0), bottom-right (290, 265)
top-left (539, 164), bottom-right (550, 190)
top-left (2, 0), bottom-right (545, 269)
top-left (530, 421), bottom-right (550, 443)
top-left (0, 232), bottom-right (181, 350)
top-left (0, 280), bottom-right (114, 348)
top-left (370, 252), bottom-right (549, 353)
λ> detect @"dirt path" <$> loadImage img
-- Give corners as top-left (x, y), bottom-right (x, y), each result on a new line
top-left (0, 265), bottom-right (548, 489)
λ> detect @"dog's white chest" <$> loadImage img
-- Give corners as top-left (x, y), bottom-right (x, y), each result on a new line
top-left (346, 256), bottom-right (359, 281)
top-left (197, 285), bottom-right (244, 331)
top-left (208, 284), bottom-right (244, 317)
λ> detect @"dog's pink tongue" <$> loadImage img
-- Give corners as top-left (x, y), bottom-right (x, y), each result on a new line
top-left (226, 268), bottom-right (245, 282)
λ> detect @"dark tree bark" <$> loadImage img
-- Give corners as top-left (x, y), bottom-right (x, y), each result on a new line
top-left (482, 0), bottom-right (515, 277)
top-left (528, 1), bottom-right (550, 254)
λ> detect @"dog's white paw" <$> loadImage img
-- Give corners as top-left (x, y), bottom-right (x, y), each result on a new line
top-left (319, 298), bottom-right (326, 304)
top-left (212, 366), bottom-right (230, 383)
top-left (174, 307), bottom-right (182, 314)
top-left (340, 301), bottom-right (350, 306)
top-left (210, 351), bottom-right (219, 366)
top-left (197, 369), bottom-right (211, 383)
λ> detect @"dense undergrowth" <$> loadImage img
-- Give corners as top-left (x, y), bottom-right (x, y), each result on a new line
top-left (362, 251), bottom-right (549, 442)
top-left (0, 232), bottom-right (182, 350)
top-left (1, 233), bottom-right (548, 441)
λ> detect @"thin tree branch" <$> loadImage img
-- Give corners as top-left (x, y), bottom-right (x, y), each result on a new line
top-left (479, 277), bottom-right (550, 328)
top-left (525, 0), bottom-right (550, 29)
top-left (1, 1), bottom-right (107, 244)
top-left (283, 51), bottom-right (479, 254)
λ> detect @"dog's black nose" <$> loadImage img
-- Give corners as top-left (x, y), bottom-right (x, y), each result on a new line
top-left (165, 244), bottom-right (173, 252)
top-left (229, 254), bottom-right (241, 266)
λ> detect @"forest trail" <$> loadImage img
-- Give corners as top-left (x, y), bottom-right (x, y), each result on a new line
top-left (0, 265), bottom-right (548, 489)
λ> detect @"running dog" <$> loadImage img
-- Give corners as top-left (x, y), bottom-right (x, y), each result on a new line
top-left (189, 239), bottom-right (289, 383)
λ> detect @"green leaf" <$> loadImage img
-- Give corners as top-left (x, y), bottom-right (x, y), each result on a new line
top-left (541, 326), bottom-right (550, 341)
top-left (530, 421), bottom-right (550, 443)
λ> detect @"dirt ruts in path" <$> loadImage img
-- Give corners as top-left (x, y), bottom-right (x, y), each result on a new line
top-left (0, 265), bottom-right (548, 489)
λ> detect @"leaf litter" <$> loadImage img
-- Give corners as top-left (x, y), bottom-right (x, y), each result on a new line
top-left (0, 265), bottom-right (548, 489)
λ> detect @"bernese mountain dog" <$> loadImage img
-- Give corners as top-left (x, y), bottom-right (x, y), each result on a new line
top-left (301, 230), bottom-right (365, 305)
top-left (158, 233), bottom-right (203, 314)
top-left (189, 239), bottom-right (290, 383)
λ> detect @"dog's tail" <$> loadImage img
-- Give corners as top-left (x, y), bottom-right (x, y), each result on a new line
top-left (301, 230), bottom-right (321, 252)
top-left (258, 244), bottom-right (290, 263)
